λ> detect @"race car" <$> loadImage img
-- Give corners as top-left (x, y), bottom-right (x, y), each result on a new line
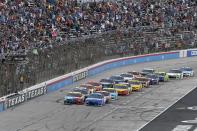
top-left (146, 74), bottom-right (160, 85)
top-left (72, 87), bottom-right (90, 101)
top-left (86, 81), bottom-right (102, 91)
top-left (103, 88), bottom-right (118, 100)
top-left (101, 82), bottom-right (114, 89)
top-left (155, 72), bottom-right (169, 82)
top-left (141, 68), bottom-right (155, 76)
top-left (114, 84), bottom-right (131, 95)
top-left (109, 75), bottom-right (125, 84)
top-left (120, 73), bottom-right (134, 82)
top-left (180, 67), bottom-right (194, 77)
top-left (80, 84), bottom-right (95, 93)
top-left (85, 93), bottom-right (106, 106)
top-left (128, 71), bottom-right (141, 78)
top-left (95, 91), bottom-right (111, 103)
top-left (128, 80), bottom-right (143, 91)
top-left (134, 77), bottom-right (150, 88)
top-left (64, 92), bottom-right (85, 105)
top-left (167, 69), bottom-right (183, 79)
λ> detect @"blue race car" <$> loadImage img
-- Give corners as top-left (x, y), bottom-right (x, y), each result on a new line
top-left (64, 92), bottom-right (85, 105)
top-left (146, 74), bottom-right (159, 85)
top-left (85, 93), bottom-right (106, 106)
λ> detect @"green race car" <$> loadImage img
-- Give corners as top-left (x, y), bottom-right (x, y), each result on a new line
top-left (155, 72), bottom-right (169, 82)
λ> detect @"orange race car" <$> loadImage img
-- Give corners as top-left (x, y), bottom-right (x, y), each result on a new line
top-left (86, 81), bottom-right (102, 91)
top-left (80, 84), bottom-right (95, 93)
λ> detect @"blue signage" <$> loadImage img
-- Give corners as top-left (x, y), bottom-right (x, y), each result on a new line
top-left (187, 50), bottom-right (197, 57)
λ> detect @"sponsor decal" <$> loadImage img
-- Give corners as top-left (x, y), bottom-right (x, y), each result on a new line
top-left (191, 51), bottom-right (197, 56)
top-left (6, 86), bottom-right (47, 108)
top-left (6, 94), bottom-right (25, 108)
top-left (26, 86), bottom-right (47, 100)
top-left (187, 50), bottom-right (197, 57)
top-left (73, 70), bottom-right (88, 82)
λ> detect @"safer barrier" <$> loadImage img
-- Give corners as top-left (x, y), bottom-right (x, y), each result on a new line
top-left (0, 49), bottom-right (195, 112)
top-left (88, 52), bottom-right (179, 76)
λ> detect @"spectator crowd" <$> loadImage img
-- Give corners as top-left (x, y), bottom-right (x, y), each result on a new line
top-left (0, 0), bottom-right (197, 56)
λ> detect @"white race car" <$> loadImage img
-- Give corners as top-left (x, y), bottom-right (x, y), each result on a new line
top-left (180, 67), bottom-right (194, 77)
top-left (167, 69), bottom-right (183, 79)
top-left (120, 73), bottom-right (134, 82)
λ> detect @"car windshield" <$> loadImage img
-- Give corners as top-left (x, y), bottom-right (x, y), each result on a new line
top-left (142, 69), bottom-right (154, 73)
top-left (169, 70), bottom-right (182, 73)
top-left (110, 76), bottom-right (124, 80)
top-left (114, 85), bottom-right (128, 89)
top-left (120, 74), bottom-right (133, 78)
top-left (100, 79), bottom-right (113, 83)
top-left (181, 68), bottom-right (192, 71)
top-left (103, 89), bottom-right (116, 93)
top-left (67, 93), bottom-right (82, 97)
top-left (88, 94), bottom-right (103, 99)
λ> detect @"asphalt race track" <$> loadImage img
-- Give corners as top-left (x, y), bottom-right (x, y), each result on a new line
top-left (139, 87), bottom-right (197, 131)
top-left (0, 57), bottom-right (197, 131)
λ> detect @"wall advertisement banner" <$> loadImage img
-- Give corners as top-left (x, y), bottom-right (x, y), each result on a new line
top-left (6, 86), bottom-right (47, 108)
top-left (187, 50), bottom-right (197, 57)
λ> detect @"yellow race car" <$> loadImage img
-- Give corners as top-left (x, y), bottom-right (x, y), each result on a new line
top-left (133, 77), bottom-right (150, 88)
top-left (128, 80), bottom-right (143, 91)
top-left (114, 84), bottom-right (131, 96)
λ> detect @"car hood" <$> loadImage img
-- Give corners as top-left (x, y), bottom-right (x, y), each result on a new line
top-left (86, 98), bottom-right (102, 101)
top-left (115, 89), bottom-right (127, 91)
